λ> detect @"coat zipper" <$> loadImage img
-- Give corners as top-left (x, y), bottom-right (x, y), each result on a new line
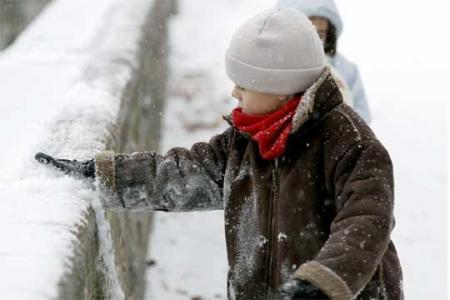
top-left (266, 158), bottom-right (280, 298)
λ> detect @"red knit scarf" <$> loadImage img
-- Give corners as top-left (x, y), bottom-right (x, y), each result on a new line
top-left (231, 97), bottom-right (301, 160)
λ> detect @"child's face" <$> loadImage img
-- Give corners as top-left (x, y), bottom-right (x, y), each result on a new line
top-left (231, 85), bottom-right (288, 116)
top-left (309, 16), bottom-right (329, 44)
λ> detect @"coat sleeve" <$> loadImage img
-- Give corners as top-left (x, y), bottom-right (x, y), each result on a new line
top-left (94, 128), bottom-right (232, 211)
top-left (294, 139), bottom-right (395, 300)
top-left (348, 66), bottom-right (371, 124)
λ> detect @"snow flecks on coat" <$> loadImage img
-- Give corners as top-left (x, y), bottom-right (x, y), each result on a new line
top-left (234, 192), bottom-right (265, 283)
top-left (102, 148), bottom-right (226, 212)
top-left (154, 156), bottom-right (223, 211)
top-left (278, 232), bottom-right (288, 242)
top-left (299, 221), bottom-right (324, 241)
top-left (234, 163), bottom-right (251, 183)
top-left (228, 279), bottom-right (236, 300)
top-left (222, 167), bottom-right (234, 211)
top-left (280, 259), bottom-right (299, 284)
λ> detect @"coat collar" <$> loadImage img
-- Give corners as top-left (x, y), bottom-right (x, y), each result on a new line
top-left (291, 66), bottom-right (342, 133)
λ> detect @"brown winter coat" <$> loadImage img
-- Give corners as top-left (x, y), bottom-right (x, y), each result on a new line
top-left (95, 68), bottom-right (403, 300)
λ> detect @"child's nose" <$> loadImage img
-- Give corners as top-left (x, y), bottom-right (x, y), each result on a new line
top-left (231, 87), bottom-right (241, 100)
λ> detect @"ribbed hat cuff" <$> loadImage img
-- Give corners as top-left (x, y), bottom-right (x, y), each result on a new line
top-left (226, 53), bottom-right (325, 95)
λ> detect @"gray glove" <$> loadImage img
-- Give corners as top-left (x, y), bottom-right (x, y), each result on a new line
top-left (279, 278), bottom-right (329, 300)
top-left (35, 152), bottom-right (95, 179)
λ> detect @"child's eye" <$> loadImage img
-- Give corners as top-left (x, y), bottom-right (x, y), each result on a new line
top-left (237, 85), bottom-right (246, 91)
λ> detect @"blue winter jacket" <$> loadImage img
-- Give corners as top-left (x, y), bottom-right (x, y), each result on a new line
top-left (277, 0), bottom-right (371, 123)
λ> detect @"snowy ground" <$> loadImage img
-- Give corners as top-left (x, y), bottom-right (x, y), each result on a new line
top-left (0, 0), bottom-right (151, 298)
top-left (146, 0), bottom-right (448, 299)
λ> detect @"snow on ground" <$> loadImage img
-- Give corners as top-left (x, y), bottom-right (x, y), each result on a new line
top-left (146, 0), bottom-right (448, 299)
top-left (0, 0), bottom-right (152, 298)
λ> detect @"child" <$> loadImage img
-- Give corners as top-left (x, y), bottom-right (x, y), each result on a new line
top-left (36, 8), bottom-right (403, 300)
top-left (277, 0), bottom-right (372, 124)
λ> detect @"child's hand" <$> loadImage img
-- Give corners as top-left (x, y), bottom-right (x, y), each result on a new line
top-left (35, 152), bottom-right (95, 179)
top-left (278, 278), bottom-right (329, 300)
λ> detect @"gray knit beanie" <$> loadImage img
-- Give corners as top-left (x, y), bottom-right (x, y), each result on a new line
top-left (225, 7), bottom-right (326, 95)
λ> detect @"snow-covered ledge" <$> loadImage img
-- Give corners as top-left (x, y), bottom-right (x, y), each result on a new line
top-left (0, 0), bottom-right (176, 299)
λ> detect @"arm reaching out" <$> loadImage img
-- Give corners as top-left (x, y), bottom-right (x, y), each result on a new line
top-left (36, 128), bottom-right (233, 212)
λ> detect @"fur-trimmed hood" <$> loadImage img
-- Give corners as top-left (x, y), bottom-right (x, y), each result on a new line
top-left (276, 0), bottom-right (344, 37)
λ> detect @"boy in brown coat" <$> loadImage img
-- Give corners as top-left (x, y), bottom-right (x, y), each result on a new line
top-left (36, 8), bottom-right (403, 300)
